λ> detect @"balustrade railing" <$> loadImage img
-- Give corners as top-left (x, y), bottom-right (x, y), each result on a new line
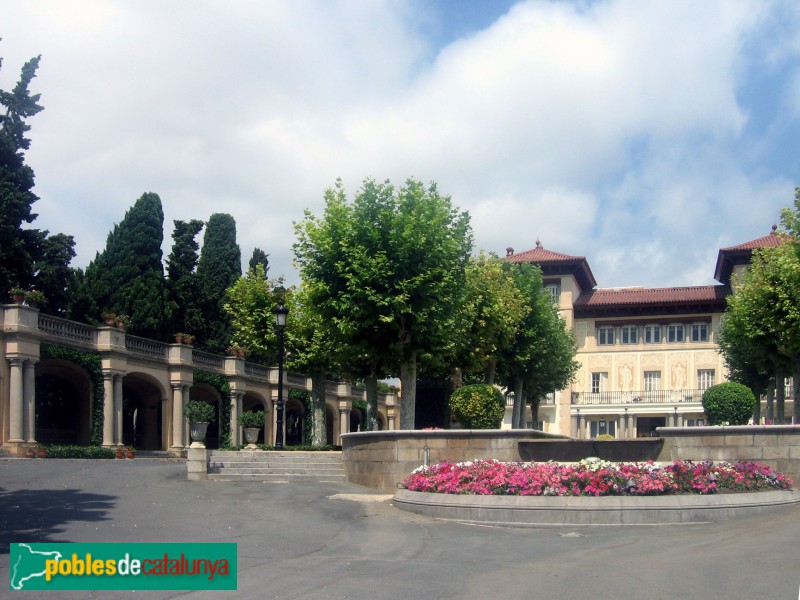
top-left (38, 314), bottom-right (94, 344)
top-left (572, 389), bottom-right (704, 405)
top-left (125, 335), bottom-right (168, 358)
top-left (192, 350), bottom-right (224, 370)
top-left (244, 362), bottom-right (270, 378)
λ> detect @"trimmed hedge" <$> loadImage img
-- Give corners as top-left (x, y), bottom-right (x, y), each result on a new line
top-left (44, 445), bottom-right (116, 459)
top-left (702, 382), bottom-right (757, 425)
top-left (448, 384), bottom-right (505, 429)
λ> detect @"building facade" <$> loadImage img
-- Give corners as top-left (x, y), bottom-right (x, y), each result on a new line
top-left (505, 228), bottom-right (793, 438)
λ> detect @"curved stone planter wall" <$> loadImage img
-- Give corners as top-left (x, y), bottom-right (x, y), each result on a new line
top-left (393, 488), bottom-right (800, 526)
top-left (341, 429), bottom-right (567, 492)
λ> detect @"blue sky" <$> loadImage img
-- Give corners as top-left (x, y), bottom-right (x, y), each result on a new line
top-left (1, 0), bottom-right (798, 289)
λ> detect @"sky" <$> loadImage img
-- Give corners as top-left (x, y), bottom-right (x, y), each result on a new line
top-left (2, 0), bottom-right (799, 289)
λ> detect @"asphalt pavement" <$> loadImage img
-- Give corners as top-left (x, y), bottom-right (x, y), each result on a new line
top-left (1, 459), bottom-right (799, 600)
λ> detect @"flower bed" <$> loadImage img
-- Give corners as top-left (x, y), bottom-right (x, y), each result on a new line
top-left (402, 458), bottom-right (793, 496)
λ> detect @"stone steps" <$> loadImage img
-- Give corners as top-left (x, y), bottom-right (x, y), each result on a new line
top-left (206, 450), bottom-right (346, 482)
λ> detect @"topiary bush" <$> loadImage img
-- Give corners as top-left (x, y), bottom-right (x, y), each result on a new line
top-left (702, 382), bottom-right (756, 425)
top-left (448, 384), bottom-right (505, 429)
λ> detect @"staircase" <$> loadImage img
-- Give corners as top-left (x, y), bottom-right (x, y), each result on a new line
top-left (207, 450), bottom-right (347, 482)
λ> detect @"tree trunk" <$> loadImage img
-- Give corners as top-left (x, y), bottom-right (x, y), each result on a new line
top-left (776, 366), bottom-right (786, 422)
top-left (512, 376), bottom-right (524, 429)
top-left (451, 366), bottom-right (463, 391)
top-left (310, 369), bottom-right (327, 446)
top-left (399, 353), bottom-right (417, 430)
top-left (364, 374), bottom-right (379, 432)
top-left (483, 357), bottom-right (497, 385)
top-left (752, 385), bottom-right (761, 425)
top-left (530, 397), bottom-right (540, 429)
top-left (766, 382), bottom-right (774, 423)
top-left (794, 364), bottom-right (800, 424)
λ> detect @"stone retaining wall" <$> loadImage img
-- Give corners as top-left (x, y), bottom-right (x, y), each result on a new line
top-left (341, 429), bottom-right (566, 492)
top-left (656, 425), bottom-right (800, 485)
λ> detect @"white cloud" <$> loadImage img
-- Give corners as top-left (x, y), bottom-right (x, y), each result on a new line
top-left (2, 0), bottom-right (798, 289)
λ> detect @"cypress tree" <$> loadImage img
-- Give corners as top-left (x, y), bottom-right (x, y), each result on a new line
top-left (248, 247), bottom-right (269, 276)
top-left (195, 213), bottom-right (241, 353)
top-left (166, 219), bottom-right (204, 336)
top-left (79, 192), bottom-right (169, 339)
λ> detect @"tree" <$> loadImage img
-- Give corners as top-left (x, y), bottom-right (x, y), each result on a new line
top-left (720, 239), bottom-right (800, 423)
top-left (496, 262), bottom-right (579, 428)
top-left (294, 178), bottom-right (473, 430)
top-left (448, 384), bottom-right (505, 429)
top-left (248, 248), bottom-right (269, 275)
top-left (166, 219), bottom-right (204, 336)
top-left (0, 53), bottom-right (76, 302)
top-left (76, 192), bottom-right (169, 339)
top-left (195, 213), bottom-right (241, 353)
top-left (455, 252), bottom-right (527, 385)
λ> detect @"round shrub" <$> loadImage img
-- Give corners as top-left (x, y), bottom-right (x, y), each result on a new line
top-left (448, 384), bottom-right (505, 429)
top-left (702, 382), bottom-right (756, 425)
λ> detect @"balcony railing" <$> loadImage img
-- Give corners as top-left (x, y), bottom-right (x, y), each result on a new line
top-left (572, 389), bottom-right (705, 405)
top-left (126, 335), bottom-right (168, 358)
top-left (38, 314), bottom-right (94, 344)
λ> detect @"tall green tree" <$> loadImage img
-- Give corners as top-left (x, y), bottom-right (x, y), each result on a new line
top-left (0, 53), bottom-right (76, 302)
top-left (497, 263), bottom-right (579, 428)
top-left (294, 178), bottom-right (473, 429)
top-left (76, 192), bottom-right (169, 339)
top-left (196, 213), bottom-right (241, 353)
top-left (166, 219), bottom-right (204, 336)
top-left (248, 247), bottom-right (269, 276)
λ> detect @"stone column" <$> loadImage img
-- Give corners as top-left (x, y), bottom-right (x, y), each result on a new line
top-left (229, 391), bottom-right (242, 447)
top-left (114, 374), bottom-right (123, 445)
top-left (171, 384), bottom-right (185, 450)
top-left (103, 373), bottom-right (115, 446)
top-left (8, 359), bottom-right (24, 442)
top-left (622, 409), bottom-right (629, 439)
top-left (339, 405), bottom-right (350, 439)
top-left (573, 410), bottom-right (582, 439)
top-left (183, 386), bottom-right (191, 447)
top-left (23, 360), bottom-right (37, 443)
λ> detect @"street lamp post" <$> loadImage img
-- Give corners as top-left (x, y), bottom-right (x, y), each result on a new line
top-left (274, 303), bottom-right (289, 450)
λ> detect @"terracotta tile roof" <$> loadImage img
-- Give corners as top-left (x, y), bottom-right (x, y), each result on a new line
top-left (575, 285), bottom-right (728, 308)
top-left (504, 240), bottom-right (597, 290)
top-left (714, 226), bottom-right (790, 284)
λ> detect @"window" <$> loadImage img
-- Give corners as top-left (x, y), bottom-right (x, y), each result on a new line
top-left (667, 324), bottom-right (685, 343)
top-left (621, 325), bottom-right (638, 344)
top-left (691, 323), bottom-right (709, 342)
top-left (597, 326), bottom-right (615, 345)
top-left (644, 324), bottom-right (661, 344)
top-left (544, 283), bottom-right (561, 304)
top-left (698, 369), bottom-right (715, 391)
top-left (644, 371), bottom-right (661, 391)
top-left (591, 372), bottom-right (608, 394)
top-left (590, 419), bottom-right (616, 438)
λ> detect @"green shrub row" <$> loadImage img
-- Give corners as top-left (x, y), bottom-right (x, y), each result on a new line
top-left (44, 445), bottom-right (117, 459)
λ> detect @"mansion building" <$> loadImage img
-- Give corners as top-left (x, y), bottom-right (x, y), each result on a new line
top-left (504, 227), bottom-right (792, 438)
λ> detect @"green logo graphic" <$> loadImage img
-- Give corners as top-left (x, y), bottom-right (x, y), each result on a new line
top-left (10, 543), bottom-right (237, 591)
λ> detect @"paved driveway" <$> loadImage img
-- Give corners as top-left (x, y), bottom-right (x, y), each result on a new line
top-left (1, 459), bottom-right (799, 599)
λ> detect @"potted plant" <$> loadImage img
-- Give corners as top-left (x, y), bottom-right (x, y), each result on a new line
top-left (36, 445), bottom-right (48, 459)
top-left (237, 410), bottom-right (265, 449)
top-left (116, 314), bottom-right (131, 329)
top-left (115, 446), bottom-right (125, 459)
top-left (24, 445), bottom-right (35, 458)
top-left (185, 400), bottom-right (216, 447)
top-left (174, 332), bottom-right (186, 344)
top-left (103, 312), bottom-right (117, 326)
top-left (183, 334), bottom-right (195, 345)
top-left (125, 446), bottom-right (136, 459)
top-left (24, 289), bottom-right (45, 308)
top-left (10, 287), bottom-right (26, 304)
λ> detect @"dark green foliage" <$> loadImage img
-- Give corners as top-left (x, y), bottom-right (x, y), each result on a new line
top-left (0, 54), bottom-right (77, 301)
top-left (449, 384), bottom-right (505, 429)
top-left (194, 370), bottom-right (231, 448)
top-left (76, 193), bottom-right (169, 339)
top-left (195, 213), bottom-right (241, 353)
top-left (184, 400), bottom-right (216, 423)
top-left (44, 445), bottom-right (115, 459)
top-left (166, 219), bottom-right (204, 336)
top-left (702, 382), bottom-right (757, 425)
top-left (40, 344), bottom-right (104, 445)
top-left (289, 388), bottom-right (312, 445)
top-left (248, 247), bottom-right (269, 276)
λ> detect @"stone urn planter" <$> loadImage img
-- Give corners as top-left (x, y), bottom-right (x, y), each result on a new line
top-left (237, 410), bottom-right (265, 450)
top-left (243, 428), bottom-right (260, 449)
top-left (115, 447), bottom-right (125, 459)
top-left (184, 400), bottom-right (216, 448)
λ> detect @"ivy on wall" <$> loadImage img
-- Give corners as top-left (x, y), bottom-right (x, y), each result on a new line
top-left (40, 344), bottom-right (104, 446)
top-left (351, 399), bottom-right (368, 431)
top-left (288, 388), bottom-right (312, 445)
top-left (194, 369), bottom-right (232, 448)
